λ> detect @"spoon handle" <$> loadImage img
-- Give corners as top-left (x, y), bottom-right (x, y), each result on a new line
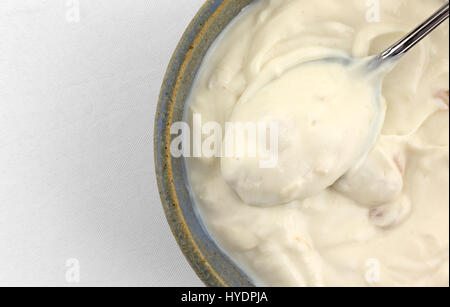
top-left (377, 1), bottom-right (449, 63)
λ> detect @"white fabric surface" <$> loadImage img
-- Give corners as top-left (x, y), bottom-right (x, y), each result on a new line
top-left (0, 0), bottom-right (205, 286)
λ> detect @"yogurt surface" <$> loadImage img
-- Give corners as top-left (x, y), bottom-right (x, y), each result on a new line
top-left (221, 58), bottom-right (386, 206)
top-left (186, 0), bottom-right (449, 286)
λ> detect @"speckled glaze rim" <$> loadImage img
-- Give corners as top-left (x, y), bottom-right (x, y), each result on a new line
top-left (154, 0), bottom-right (254, 287)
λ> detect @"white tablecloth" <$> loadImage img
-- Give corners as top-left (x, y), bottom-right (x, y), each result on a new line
top-left (0, 0), bottom-right (205, 287)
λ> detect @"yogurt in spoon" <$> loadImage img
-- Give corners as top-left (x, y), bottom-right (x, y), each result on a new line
top-left (222, 2), bottom-right (448, 206)
top-left (221, 58), bottom-right (387, 206)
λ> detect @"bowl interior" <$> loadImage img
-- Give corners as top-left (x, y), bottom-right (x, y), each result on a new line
top-left (155, 0), bottom-right (256, 287)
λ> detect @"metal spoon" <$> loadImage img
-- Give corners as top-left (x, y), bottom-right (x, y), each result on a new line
top-left (342, 1), bottom-right (449, 179)
top-left (368, 1), bottom-right (449, 70)
top-left (222, 2), bottom-right (449, 206)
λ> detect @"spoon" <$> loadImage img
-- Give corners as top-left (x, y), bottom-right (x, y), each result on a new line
top-left (341, 1), bottom-right (450, 180)
top-left (222, 2), bottom-right (449, 206)
top-left (368, 1), bottom-right (449, 71)
top-left (356, 0), bottom-right (449, 161)
top-left (327, 1), bottom-right (449, 185)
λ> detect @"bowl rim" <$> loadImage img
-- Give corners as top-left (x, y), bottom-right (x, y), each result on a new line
top-left (154, 0), bottom-right (233, 287)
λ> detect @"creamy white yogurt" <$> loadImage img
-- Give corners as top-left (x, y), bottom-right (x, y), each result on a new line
top-left (186, 0), bottom-right (449, 286)
top-left (221, 58), bottom-right (386, 206)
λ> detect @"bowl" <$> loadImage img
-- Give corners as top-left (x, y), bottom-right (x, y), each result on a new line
top-left (154, 0), bottom-right (256, 287)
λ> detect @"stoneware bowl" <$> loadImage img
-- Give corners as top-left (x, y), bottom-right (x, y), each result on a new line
top-left (154, 0), bottom-right (256, 287)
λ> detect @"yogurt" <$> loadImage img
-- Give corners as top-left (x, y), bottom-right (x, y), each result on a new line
top-left (222, 58), bottom-right (386, 206)
top-left (186, 0), bottom-right (449, 286)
